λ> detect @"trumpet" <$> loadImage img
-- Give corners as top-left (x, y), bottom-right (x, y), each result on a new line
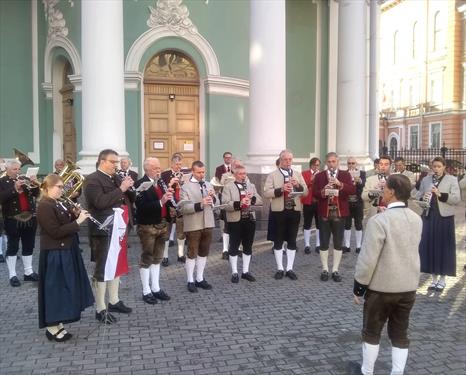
top-left (16, 175), bottom-right (41, 189)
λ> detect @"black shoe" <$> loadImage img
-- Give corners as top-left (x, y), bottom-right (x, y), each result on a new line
top-left (356, 248), bottom-right (361, 254)
top-left (161, 258), bottom-right (169, 267)
top-left (427, 282), bottom-right (437, 291)
top-left (168, 240), bottom-right (175, 247)
top-left (342, 247), bottom-right (351, 254)
top-left (177, 255), bottom-right (186, 263)
top-left (46, 328), bottom-right (72, 342)
top-left (241, 272), bottom-right (256, 282)
top-left (347, 361), bottom-right (363, 375)
top-left (187, 282), bottom-right (198, 293)
top-left (231, 273), bottom-right (239, 283)
top-left (286, 270), bottom-right (298, 280)
top-left (320, 270), bottom-right (329, 281)
top-left (304, 246), bottom-right (311, 254)
top-left (332, 271), bottom-right (342, 282)
top-left (0, 254), bottom-right (5, 263)
top-left (142, 293), bottom-right (158, 304)
top-left (274, 270), bottom-right (284, 280)
top-left (95, 309), bottom-right (117, 324)
top-left (222, 252), bottom-right (229, 260)
top-left (108, 300), bottom-right (132, 314)
top-left (315, 246), bottom-right (320, 254)
top-left (24, 272), bottom-right (39, 282)
top-left (9, 276), bottom-right (21, 287)
top-left (152, 289), bottom-right (171, 301)
top-left (195, 279), bottom-right (212, 290)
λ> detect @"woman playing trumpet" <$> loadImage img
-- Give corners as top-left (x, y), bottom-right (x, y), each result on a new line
top-left (37, 174), bottom-right (94, 342)
top-left (416, 157), bottom-right (460, 293)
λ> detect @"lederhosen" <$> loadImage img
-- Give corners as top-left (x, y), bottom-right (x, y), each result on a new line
top-left (0, 176), bottom-right (38, 256)
top-left (228, 181), bottom-right (257, 257)
top-left (272, 169), bottom-right (300, 251)
top-left (136, 182), bottom-right (169, 267)
top-left (319, 170), bottom-right (344, 250)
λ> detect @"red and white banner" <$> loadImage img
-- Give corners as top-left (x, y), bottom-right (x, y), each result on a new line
top-left (104, 206), bottom-right (129, 281)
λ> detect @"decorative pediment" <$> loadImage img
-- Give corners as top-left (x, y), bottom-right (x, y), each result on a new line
top-left (147, 0), bottom-right (198, 36)
top-left (42, 0), bottom-right (69, 40)
top-left (144, 51), bottom-right (199, 82)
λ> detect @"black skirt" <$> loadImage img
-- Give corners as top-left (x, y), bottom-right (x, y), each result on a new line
top-left (38, 238), bottom-right (94, 329)
top-left (419, 198), bottom-right (456, 276)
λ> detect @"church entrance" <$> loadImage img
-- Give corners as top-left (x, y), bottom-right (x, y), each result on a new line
top-left (143, 51), bottom-right (200, 170)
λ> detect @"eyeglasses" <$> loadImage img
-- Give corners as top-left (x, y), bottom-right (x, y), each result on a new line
top-left (55, 185), bottom-right (64, 189)
top-left (104, 159), bottom-right (119, 164)
top-left (348, 162), bottom-right (356, 165)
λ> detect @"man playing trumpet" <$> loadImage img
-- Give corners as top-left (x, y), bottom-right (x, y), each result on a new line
top-left (0, 160), bottom-right (40, 287)
top-left (362, 155), bottom-right (392, 217)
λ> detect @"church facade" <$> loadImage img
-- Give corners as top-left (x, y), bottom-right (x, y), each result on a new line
top-left (0, 0), bottom-right (379, 176)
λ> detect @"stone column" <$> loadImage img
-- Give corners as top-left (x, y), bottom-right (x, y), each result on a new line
top-left (246, 0), bottom-right (286, 175)
top-left (245, 0), bottom-right (287, 229)
top-left (79, 0), bottom-right (127, 174)
top-left (369, 0), bottom-right (380, 159)
top-left (336, 0), bottom-right (372, 169)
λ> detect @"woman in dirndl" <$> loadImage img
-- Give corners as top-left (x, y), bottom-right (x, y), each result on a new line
top-left (37, 174), bottom-right (94, 342)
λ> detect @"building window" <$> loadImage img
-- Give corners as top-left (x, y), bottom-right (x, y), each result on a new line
top-left (412, 21), bottom-right (418, 59)
top-left (430, 72), bottom-right (442, 105)
top-left (409, 125), bottom-right (419, 149)
top-left (433, 11), bottom-right (445, 51)
top-left (463, 120), bottom-right (466, 148)
top-left (430, 123), bottom-right (441, 148)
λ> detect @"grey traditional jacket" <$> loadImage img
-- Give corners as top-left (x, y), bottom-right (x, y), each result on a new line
top-left (179, 178), bottom-right (216, 232)
top-left (416, 174), bottom-right (460, 217)
top-left (222, 179), bottom-right (263, 222)
top-left (263, 169), bottom-right (307, 212)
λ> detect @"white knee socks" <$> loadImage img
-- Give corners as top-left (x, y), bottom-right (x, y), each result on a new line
top-left (139, 268), bottom-right (151, 295)
top-left (185, 257), bottom-right (195, 283)
top-left (319, 250), bottom-right (329, 272)
top-left (229, 255), bottom-right (238, 274)
top-left (196, 256), bottom-right (207, 282)
top-left (6, 256), bottom-right (17, 278)
top-left (169, 224), bottom-right (176, 241)
top-left (303, 229), bottom-right (311, 247)
top-left (274, 248), bottom-right (284, 271)
top-left (108, 277), bottom-right (120, 305)
top-left (95, 281), bottom-right (107, 312)
top-left (286, 249), bottom-right (296, 271)
top-left (242, 254), bottom-right (251, 274)
top-left (391, 347), bottom-right (408, 375)
top-left (222, 233), bottom-right (229, 253)
top-left (163, 241), bottom-right (169, 258)
top-left (362, 342), bottom-right (380, 375)
top-left (344, 229), bottom-right (351, 248)
top-left (332, 250), bottom-right (343, 273)
top-left (355, 230), bottom-right (363, 248)
top-left (22, 255), bottom-right (34, 275)
top-left (177, 239), bottom-right (185, 257)
top-left (149, 264), bottom-right (161, 292)
top-left (315, 229), bottom-right (320, 247)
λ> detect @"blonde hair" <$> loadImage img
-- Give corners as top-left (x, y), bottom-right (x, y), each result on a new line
top-left (40, 174), bottom-right (63, 200)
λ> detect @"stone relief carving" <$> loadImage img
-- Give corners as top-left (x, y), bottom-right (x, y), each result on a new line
top-left (147, 0), bottom-right (198, 35)
top-left (42, 0), bottom-right (69, 40)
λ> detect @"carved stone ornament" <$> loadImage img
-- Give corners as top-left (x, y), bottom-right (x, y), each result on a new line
top-left (42, 0), bottom-right (69, 40)
top-left (147, 0), bottom-right (198, 35)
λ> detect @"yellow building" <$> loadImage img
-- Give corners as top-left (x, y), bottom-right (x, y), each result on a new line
top-left (379, 0), bottom-right (466, 152)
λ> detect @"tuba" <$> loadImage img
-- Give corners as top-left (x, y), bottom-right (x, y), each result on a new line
top-left (0, 148), bottom-right (35, 178)
top-left (59, 160), bottom-right (85, 207)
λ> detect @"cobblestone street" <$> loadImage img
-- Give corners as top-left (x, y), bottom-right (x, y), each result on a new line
top-left (0, 208), bottom-right (465, 375)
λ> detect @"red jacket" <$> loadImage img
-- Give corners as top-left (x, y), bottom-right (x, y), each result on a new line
top-left (312, 169), bottom-right (355, 218)
top-left (301, 169), bottom-right (316, 205)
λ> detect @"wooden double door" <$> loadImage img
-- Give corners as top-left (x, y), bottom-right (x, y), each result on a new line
top-left (144, 83), bottom-right (199, 170)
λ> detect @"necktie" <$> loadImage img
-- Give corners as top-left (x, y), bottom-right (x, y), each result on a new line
top-left (227, 166), bottom-right (230, 173)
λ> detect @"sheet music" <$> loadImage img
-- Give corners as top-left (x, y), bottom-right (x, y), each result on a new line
top-left (25, 167), bottom-right (39, 178)
top-left (136, 181), bottom-right (154, 192)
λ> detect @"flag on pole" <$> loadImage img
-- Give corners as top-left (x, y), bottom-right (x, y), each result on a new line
top-left (104, 206), bottom-right (129, 281)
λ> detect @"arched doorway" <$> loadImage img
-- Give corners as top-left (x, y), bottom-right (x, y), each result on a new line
top-left (389, 135), bottom-right (398, 158)
top-left (60, 61), bottom-right (76, 162)
top-left (144, 50), bottom-right (200, 169)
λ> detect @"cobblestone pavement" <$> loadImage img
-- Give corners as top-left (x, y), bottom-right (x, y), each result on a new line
top-left (0, 207), bottom-right (465, 375)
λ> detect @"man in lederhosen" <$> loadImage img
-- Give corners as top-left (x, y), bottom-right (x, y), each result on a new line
top-left (160, 153), bottom-right (186, 265)
top-left (313, 152), bottom-right (355, 282)
top-left (264, 149), bottom-right (308, 280)
top-left (0, 160), bottom-right (40, 287)
top-left (135, 157), bottom-right (173, 305)
top-left (222, 165), bottom-right (262, 283)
